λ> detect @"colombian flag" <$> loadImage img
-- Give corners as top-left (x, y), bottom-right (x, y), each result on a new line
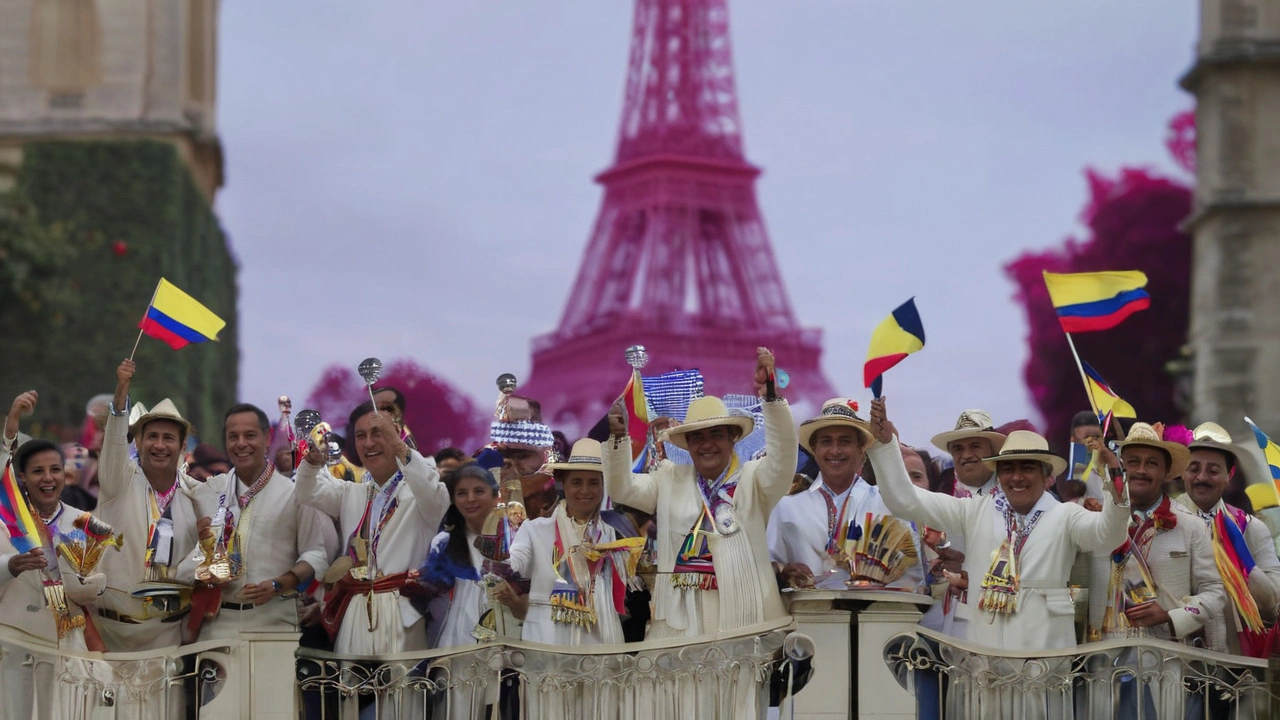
top-left (1043, 270), bottom-right (1150, 333)
top-left (138, 278), bottom-right (227, 350)
top-left (864, 298), bottom-right (926, 399)
top-left (622, 370), bottom-right (651, 470)
top-left (0, 460), bottom-right (38, 553)
top-left (1080, 361), bottom-right (1137, 418)
top-left (1244, 417), bottom-right (1280, 481)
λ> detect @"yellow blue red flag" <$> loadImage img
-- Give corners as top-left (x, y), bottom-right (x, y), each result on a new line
top-left (1043, 270), bottom-right (1150, 333)
top-left (864, 298), bottom-right (925, 399)
top-left (138, 278), bottom-right (226, 350)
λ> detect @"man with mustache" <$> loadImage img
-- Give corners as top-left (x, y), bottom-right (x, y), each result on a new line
top-left (1176, 422), bottom-right (1280, 655)
top-left (1084, 422), bottom-right (1225, 647)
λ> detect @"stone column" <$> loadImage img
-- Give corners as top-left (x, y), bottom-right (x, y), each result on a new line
top-left (1181, 0), bottom-right (1280, 437)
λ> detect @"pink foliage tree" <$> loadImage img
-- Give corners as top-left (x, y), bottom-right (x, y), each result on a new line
top-left (305, 359), bottom-right (490, 455)
top-left (1004, 112), bottom-right (1195, 447)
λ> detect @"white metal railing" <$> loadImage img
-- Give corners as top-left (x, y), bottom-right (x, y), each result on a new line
top-left (882, 627), bottom-right (1280, 720)
top-left (295, 617), bottom-right (804, 720)
top-left (0, 631), bottom-right (299, 719)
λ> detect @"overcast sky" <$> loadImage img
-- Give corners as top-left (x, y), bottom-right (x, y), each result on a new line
top-left (215, 1), bottom-right (1197, 450)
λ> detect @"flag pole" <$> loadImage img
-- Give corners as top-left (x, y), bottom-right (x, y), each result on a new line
top-left (129, 280), bottom-right (162, 361)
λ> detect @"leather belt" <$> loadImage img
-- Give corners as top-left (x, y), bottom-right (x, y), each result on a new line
top-left (98, 608), bottom-right (143, 625)
top-left (220, 602), bottom-right (256, 611)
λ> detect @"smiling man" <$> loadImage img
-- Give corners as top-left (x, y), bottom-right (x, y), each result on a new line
top-left (296, 401), bottom-right (449, 655)
top-left (1174, 422), bottom-right (1280, 655)
top-left (1084, 422), bottom-right (1225, 647)
top-left (178, 403), bottom-right (337, 642)
top-left (604, 347), bottom-right (797, 641)
top-left (93, 359), bottom-right (201, 651)
top-left (868, 399), bottom-right (1129, 650)
top-left (767, 398), bottom-right (923, 592)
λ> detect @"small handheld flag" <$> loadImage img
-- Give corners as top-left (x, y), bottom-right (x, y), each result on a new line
top-left (1080, 361), bottom-right (1137, 419)
top-left (1042, 270), bottom-right (1150, 333)
top-left (0, 458), bottom-right (39, 553)
top-left (136, 278), bottom-right (227, 352)
top-left (1244, 417), bottom-right (1280, 481)
top-left (621, 370), bottom-right (651, 471)
top-left (864, 298), bottom-right (925, 399)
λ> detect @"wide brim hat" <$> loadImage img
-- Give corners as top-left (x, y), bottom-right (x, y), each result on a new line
top-left (129, 398), bottom-right (191, 440)
top-left (799, 398), bottom-right (874, 454)
top-left (661, 396), bottom-right (755, 451)
top-left (1119, 422), bottom-right (1191, 478)
top-left (931, 409), bottom-right (1007, 454)
top-left (981, 430), bottom-right (1067, 477)
top-left (540, 438), bottom-right (604, 475)
top-left (1187, 421), bottom-right (1237, 464)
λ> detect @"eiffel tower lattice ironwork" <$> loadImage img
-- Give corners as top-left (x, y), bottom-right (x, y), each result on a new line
top-left (520, 0), bottom-right (835, 433)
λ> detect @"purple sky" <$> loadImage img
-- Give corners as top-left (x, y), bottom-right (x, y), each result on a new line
top-left (215, 1), bottom-right (1196, 450)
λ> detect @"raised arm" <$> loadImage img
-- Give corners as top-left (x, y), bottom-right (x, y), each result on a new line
top-left (602, 400), bottom-right (659, 514)
top-left (98, 359), bottom-right (137, 504)
top-left (1064, 491), bottom-right (1130, 553)
top-left (295, 444), bottom-right (348, 518)
top-left (401, 450), bottom-right (447, 532)
top-left (753, 400), bottom-right (798, 515)
top-left (866, 399), bottom-right (971, 535)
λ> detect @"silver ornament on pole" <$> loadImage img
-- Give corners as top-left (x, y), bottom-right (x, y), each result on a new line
top-left (624, 345), bottom-right (649, 370)
top-left (294, 409), bottom-right (322, 439)
top-left (357, 357), bottom-right (384, 413)
top-left (495, 373), bottom-right (518, 418)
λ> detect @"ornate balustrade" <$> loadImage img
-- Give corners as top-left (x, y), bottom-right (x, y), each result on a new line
top-left (882, 627), bottom-right (1280, 720)
top-left (295, 617), bottom-right (801, 719)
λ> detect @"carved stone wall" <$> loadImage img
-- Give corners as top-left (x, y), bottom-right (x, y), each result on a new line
top-left (1183, 0), bottom-right (1280, 438)
top-left (0, 0), bottom-right (221, 197)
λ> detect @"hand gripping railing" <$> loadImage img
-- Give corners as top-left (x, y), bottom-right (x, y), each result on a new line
top-left (882, 626), bottom-right (1278, 720)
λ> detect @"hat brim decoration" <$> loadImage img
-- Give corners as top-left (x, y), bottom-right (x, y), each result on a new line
top-left (1187, 422), bottom-right (1237, 466)
top-left (128, 399), bottom-right (192, 440)
top-left (931, 428), bottom-right (1007, 455)
top-left (541, 456), bottom-right (605, 475)
top-left (1120, 438), bottom-right (1192, 479)
top-left (489, 420), bottom-right (555, 450)
top-left (662, 416), bottom-right (755, 451)
top-left (799, 401), bottom-right (874, 454)
top-left (981, 449), bottom-right (1068, 478)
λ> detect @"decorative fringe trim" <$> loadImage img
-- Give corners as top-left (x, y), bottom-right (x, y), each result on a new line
top-left (977, 577), bottom-right (1019, 614)
top-left (670, 572), bottom-right (718, 591)
top-left (550, 591), bottom-right (597, 627)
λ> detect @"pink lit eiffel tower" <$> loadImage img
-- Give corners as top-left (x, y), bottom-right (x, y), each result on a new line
top-left (520, 0), bottom-right (835, 433)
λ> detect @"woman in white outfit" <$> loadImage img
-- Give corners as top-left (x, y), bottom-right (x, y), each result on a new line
top-left (507, 439), bottom-right (643, 646)
top-left (419, 463), bottom-right (518, 720)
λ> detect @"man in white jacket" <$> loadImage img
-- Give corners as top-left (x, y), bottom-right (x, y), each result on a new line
top-left (867, 398), bottom-right (1130, 651)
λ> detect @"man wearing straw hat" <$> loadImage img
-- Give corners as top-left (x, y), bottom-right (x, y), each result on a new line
top-left (604, 347), bottom-right (797, 639)
top-left (767, 398), bottom-right (923, 592)
top-left (918, 410), bottom-right (1008, 637)
top-left (867, 398), bottom-right (1130, 651)
top-left (1083, 422), bottom-right (1224, 648)
top-left (1176, 422), bottom-right (1280, 655)
top-left (94, 359), bottom-right (202, 651)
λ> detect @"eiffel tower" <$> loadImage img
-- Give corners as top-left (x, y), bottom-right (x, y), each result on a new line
top-left (521, 0), bottom-right (835, 433)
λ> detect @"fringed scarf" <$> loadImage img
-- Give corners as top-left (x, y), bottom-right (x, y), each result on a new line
top-left (671, 455), bottom-right (741, 591)
top-left (977, 492), bottom-right (1045, 615)
top-left (1211, 505), bottom-right (1264, 633)
top-left (1100, 495), bottom-right (1173, 637)
top-left (548, 502), bottom-right (644, 628)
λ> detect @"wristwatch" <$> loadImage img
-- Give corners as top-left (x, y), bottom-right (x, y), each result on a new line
top-left (271, 579), bottom-right (283, 595)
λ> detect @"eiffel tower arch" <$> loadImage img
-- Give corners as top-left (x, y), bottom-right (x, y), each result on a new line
top-left (520, 0), bottom-right (835, 435)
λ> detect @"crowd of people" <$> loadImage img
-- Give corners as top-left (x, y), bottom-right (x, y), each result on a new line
top-left (0, 346), bottom-right (1276, 719)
